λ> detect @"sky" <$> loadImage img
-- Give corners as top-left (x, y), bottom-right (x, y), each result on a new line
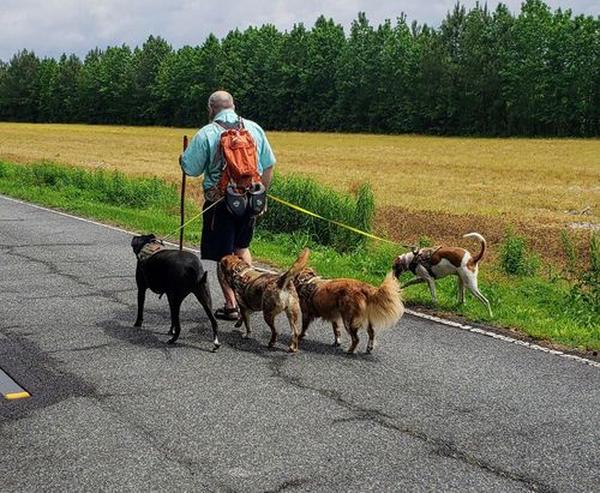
top-left (0, 0), bottom-right (598, 61)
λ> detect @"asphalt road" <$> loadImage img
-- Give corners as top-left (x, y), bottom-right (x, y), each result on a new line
top-left (1, 195), bottom-right (599, 493)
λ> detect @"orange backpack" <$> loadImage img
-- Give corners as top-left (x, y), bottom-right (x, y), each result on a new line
top-left (215, 118), bottom-right (261, 193)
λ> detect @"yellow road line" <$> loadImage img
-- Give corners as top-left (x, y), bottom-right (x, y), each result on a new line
top-left (1, 367), bottom-right (31, 400)
top-left (4, 391), bottom-right (31, 400)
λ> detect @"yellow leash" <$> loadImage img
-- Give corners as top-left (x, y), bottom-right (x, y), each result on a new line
top-left (162, 192), bottom-right (411, 250)
top-left (268, 194), bottom-right (410, 248)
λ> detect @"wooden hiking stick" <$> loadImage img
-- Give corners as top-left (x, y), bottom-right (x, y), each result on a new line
top-left (179, 135), bottom-right (188, 251)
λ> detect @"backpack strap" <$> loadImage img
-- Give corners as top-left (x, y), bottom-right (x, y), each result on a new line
top-left (214, 118), bottom-right (243, 130)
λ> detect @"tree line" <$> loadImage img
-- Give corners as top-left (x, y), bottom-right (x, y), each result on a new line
top-left (0, 0), bottom-right (598, 136)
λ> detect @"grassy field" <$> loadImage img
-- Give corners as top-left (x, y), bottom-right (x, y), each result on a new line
top-left (1, 122), bottom-right (598, 265)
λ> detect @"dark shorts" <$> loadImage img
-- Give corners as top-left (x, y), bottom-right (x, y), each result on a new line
top-left (200, 200), bottom-right (255, 261)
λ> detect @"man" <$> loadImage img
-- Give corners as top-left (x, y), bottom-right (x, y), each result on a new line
top-left (180, 90), bottom-right (275, 320)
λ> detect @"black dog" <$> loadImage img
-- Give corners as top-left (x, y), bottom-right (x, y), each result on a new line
top-left (131, 234), bottom-right (219, 349)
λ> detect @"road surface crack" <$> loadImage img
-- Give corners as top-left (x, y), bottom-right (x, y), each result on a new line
top-left (268, 356), bottom-right (556, 493)
top-left (264, 478), bottom-right (311, 492)
top-left (2, 245), bottom-right (134, 309)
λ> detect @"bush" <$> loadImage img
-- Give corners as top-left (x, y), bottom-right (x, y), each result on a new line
top-left (260, 174), bottom-right (375, 252)
top-left (500, 229), bottom-right (539, 276)
top-left (418, 236), bottom-right (433, 248)
top-left (569, 234), bottom-right (600, 326)
top-left (2, 161), bottom-right (179, 209)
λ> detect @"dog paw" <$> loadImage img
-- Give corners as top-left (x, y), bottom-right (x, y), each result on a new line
top-left (133, 321), bottom-right (142, 328)
top-left (333, 340), bottom-right (341, 347)
top-left (288, 346), bottom-right (298, 353)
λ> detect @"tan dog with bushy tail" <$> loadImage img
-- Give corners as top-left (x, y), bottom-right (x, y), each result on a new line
top-left (294, 268), bottom-right (404, 354)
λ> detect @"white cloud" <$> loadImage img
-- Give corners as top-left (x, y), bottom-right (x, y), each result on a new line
top-left (0, 0), bottom-right (597, 60)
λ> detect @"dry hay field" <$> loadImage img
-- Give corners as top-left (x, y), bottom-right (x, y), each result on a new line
top-left (1, 122), bottom-right (598, 264)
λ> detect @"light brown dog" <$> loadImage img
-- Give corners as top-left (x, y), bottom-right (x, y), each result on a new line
top-left (293, 269), bottom-right (404, 354)
top-left (219, 249), bottom-right (309, 352)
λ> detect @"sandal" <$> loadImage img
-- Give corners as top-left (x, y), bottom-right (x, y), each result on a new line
top-left (214, 306), bottom-right (240, 321)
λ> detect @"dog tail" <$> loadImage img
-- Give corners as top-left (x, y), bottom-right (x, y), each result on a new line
top-left (278, 248), bottom-right (310, 288)
top-left (363, 271), bottom-right (404, 331)
top-left (463, 232), bottom-right (486, 265)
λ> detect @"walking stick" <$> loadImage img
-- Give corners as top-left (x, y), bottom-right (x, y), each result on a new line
top-left (179, 135), bottom-right (188, 251)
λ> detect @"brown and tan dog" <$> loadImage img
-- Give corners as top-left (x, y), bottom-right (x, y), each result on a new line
top-left (219, 249), bottom-right (309, 352)
top-left (392, 232), bottom-right (492, 316)
top-left (294, 269), bottom-right (404, 354)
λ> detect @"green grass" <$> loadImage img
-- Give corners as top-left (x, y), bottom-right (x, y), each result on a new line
top-left (265, 176), bottom-right (375, 251)
top-left (0, 160), bottom-right (598, 352)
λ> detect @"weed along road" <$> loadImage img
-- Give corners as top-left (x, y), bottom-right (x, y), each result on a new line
top-left (1, 195), bottom-right (599, 492)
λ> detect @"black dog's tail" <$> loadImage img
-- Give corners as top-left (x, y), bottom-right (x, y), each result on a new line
top-left (277, 248), bottom-right (310, 288)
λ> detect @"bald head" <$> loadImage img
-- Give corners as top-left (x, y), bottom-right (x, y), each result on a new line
top-left (208, 90), bottom-right (234, 120)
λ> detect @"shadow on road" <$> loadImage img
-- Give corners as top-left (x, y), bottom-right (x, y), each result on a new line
top-left (97, 310), bottom-right (215, 353)
top-left (98, 308), bottom-right (379, 361)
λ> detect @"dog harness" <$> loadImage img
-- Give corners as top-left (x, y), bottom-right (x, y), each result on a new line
top-left (409, 247), bottom-right (441, 278)
top-left (228, 262), bottom-right (261, 295)
top-left (295, 270), bottom-right (323, 303)
top-left (137, 240), bottom-right (165, 262)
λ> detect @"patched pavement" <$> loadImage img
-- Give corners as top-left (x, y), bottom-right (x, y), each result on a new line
top-left (1, 195), bottom-right (599, 492)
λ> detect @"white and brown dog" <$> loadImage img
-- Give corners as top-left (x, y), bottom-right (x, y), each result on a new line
top-left (393, 233), bottom-right (492, 316)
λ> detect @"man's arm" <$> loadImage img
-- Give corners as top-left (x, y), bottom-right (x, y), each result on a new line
top-left (257, 127), bottom-right (276, 189)
top-left (261, 166), bottom-right (274, 189)
top-left (180, 131), bottom-right (209, 177)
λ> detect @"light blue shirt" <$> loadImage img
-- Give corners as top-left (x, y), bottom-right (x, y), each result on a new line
top-left (180, 108), bottom-right (276, 189)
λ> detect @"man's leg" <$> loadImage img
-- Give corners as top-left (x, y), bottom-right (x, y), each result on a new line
top-left (234, 247), bottom-right (252, 265)
top-left (217, 248), bottom-right (251, 308)
top-left (217, 261), bottom-right (237, 309)
top-left (201, 200), bottom-right (239, 318)
top-left (216, 212), bottom-right (254, 314)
